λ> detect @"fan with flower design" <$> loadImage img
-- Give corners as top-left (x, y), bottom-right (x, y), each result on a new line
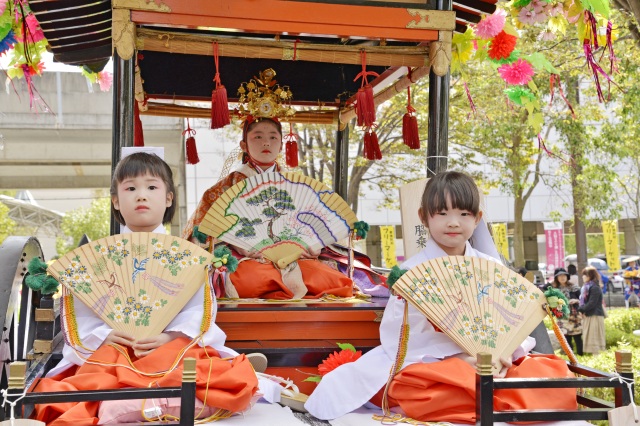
top-left (392, 256), bottom-right (546, 367)
top-left (47, 233), bottom-right (214, 340)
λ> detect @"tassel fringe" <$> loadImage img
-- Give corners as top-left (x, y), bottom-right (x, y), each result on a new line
top-left (210, 42), bottom-right (230, 129)
top-left (184, 118), bottom-right (199, 165)
top-left (363, 129), bottom-right (382, 160)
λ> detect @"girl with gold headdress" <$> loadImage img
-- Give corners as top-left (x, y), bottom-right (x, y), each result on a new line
top-left (182, 69), bottom-right (353, 300)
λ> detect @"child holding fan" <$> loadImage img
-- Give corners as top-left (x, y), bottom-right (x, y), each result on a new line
top-left (33, 152), bottom-right (258, 424)
top-left (306, 171), bottom-right (575, 423)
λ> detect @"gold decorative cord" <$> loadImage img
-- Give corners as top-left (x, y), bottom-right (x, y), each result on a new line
top-left (546, 305), bottom-right (578, 365)
top-left (380, 301), bottom-right (410, 418)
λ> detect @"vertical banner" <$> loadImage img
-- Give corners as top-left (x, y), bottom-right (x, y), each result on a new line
top-left (380, 225), bottom-right (398, 268)
top-left (543, 222), bottom-right (565, 273)
top-left (399, 179), bottom-right (428, 260)
top-left (492, 223), bottom-right (509, 261)
top-left (602, 220), bottom-right (621, 271)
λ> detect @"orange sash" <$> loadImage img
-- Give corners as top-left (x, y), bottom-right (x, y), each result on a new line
top-left (32, 338), bottom-right (258, 425)
top-left (231, 259), bottom-right (354, 299)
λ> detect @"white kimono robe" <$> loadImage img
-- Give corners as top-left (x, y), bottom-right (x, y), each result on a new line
top-left (305, 238), bottom-right (535, 420)
top-left (47, 224), bottom-right (237, 377)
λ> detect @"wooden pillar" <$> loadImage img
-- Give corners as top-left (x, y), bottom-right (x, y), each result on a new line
top-left (334, 122), bottom-right (349, 200)
top-left (426, 0), bottom-right (451, 177)
top-left (110, 52), bottom-right (135, 236)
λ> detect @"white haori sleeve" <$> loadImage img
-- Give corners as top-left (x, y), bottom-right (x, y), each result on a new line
top-left (304, 345), bottom-right (393, 420)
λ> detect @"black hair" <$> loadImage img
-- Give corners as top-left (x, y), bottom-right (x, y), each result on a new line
top-left (517, 267), bottom-right (528, 277)
top-left (110, 152), bottom-right (176, 226)
top-left (421, 171), bottom-right (480, 218)
top-left (567, 264), bottom-right (577, 275)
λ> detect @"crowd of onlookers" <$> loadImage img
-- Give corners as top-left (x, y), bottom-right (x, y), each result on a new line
top-left (524, 258), bottom-right (640, 357)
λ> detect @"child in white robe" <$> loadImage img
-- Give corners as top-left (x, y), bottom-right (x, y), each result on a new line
top-left (306, 171), bottom-right (575, 423)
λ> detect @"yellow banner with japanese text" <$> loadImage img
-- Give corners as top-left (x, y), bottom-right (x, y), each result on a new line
top-left (602, 220), bottom-right (621, 271)
top-left (380, 225), bottom-right (398, 268)
top-left (492, 223), bottom-right (509, 261)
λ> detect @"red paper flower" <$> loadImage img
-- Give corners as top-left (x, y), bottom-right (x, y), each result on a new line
top-left (318, 349), bottom-right (362, 376)
top-left (488, 31), bottom-right (517, 60)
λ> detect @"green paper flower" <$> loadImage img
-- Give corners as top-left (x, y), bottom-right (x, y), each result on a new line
top-left (387, 265), bottom-right (408, 289)
top-left (504, 86), bottom-right (537, 106)
top-left (192, 225), bottom-right (208, 244)
top-left (213, 245), bottom-right (238, 273)
top-left (353, 221), bottom-right (370, 239)
top-left (543, 287), bottom-right (570, 319)
top-left (25, 257), bottom-right (59, 295)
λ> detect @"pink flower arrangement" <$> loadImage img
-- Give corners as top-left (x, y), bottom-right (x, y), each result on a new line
top-left (498, 59), bottom-right (535, 85)
top-left (97, 71), bottom-right (113, 92)
top-left (0, 0), bottom-right (7, 16)
top-left (475, 9), bottom-right (506, 39)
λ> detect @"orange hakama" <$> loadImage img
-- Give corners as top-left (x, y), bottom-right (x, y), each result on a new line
top-left (371, 355), bottom-right (576, 424)
top-left (32, 337), bottom-right (258, 425)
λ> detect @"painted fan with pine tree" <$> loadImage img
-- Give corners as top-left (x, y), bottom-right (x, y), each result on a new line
top-left (47, 233), bottom-right (214, 340)
top-left (392, 256), bottom-right (546, 367)
top-left (199, 172), bottom-right (358, 269)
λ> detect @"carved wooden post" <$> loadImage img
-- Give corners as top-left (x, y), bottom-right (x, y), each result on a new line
top-left (614, 350), bottom-right (633, 407)
top-left (179, 358), bottom-right (197, 425)
top-left (475, 353), bottom-right (493, 426)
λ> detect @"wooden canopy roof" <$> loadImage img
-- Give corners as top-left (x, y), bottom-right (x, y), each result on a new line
top-left (28, 0), bottom-right (496, 122)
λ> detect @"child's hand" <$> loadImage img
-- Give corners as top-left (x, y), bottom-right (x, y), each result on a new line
top-left (299, 247), bottom-right (321, 259)
top-left (133, 331), bottom-right (183, 358)
top-left (235, 246), bottom-right (264, 260)
top-left (493, 356), bottom-right (512, 378)
top-left (103, 330), bottom-right (135, 348)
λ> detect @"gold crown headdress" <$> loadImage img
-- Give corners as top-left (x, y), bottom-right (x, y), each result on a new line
top-left (237, 68), bottom-right (295, 121)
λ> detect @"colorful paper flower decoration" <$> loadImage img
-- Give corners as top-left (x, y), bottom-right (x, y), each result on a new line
top-left (498, 59), bottom-right (535, 85)
top-left (475, 8), bottom-right (506, 39)
top-left (304, 343), bottom-right (362, 382)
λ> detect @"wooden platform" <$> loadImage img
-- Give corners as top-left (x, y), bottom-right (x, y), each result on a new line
top-left (217, 299), bottom-right (387, 394)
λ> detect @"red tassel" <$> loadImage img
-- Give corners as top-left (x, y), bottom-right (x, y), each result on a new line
top-left (363, 129), bottom-right (382, 160)
top-left (402, 85), bottom-right (420, 149)
top-left (184, 118), bottom-right (199, 164)
top-left (210, 42), bottom-right (230, 129)
top-left (283, 124), bottom-right (299, 167)
top-left (186, 136), bottom-right (199, 164)
top-left (211, 85), bottom-right (230, 129)
top-left (402, 113), bottom-right (420, 149)
top-left (354, 50), bottom-right (378, 127)
top-left (134, 101), bottom-right (144, 147)
top-left (285, 141), bottom-right (298, 167)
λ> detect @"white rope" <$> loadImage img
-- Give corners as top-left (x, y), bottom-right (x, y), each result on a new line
top-left (1, 388), bottom-right (28, 420)
top-left (424, 155), bottom-right (449, 177)
top-left (609, 374), bottom-right (638, 421)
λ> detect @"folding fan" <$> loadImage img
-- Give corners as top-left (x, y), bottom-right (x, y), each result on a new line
top-left (392, 256), bottom-right (547, 367)
top-left (199, 172), bottom-right (358, 269)
top-left (47, 233), bottom-right (213, 340)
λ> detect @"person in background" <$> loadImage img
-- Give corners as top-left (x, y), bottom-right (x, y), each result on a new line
top-left (623, 257), bottom-right (640, 308)
top-left (578, 266), bottom-right (606, 355)
top-left (551, 268), bottom-right (583, 356)
top-left (567, 264), bottom-right (579, 287)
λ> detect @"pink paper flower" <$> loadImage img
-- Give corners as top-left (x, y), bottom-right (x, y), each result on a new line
top-left (0, 0), bottom-right (8, 16)
top-left (98, 71), bottom-right (113, 92)
top-left (25, 14), bottom-right (45, 43)
top-left (498, 59), bottom-right (535, 85)
top-left (475, 9), bottom-right (506, 39)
